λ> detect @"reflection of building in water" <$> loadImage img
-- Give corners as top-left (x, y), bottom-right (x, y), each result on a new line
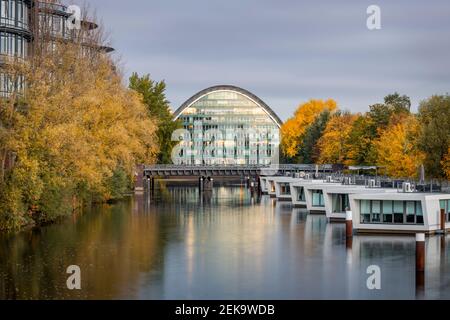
top-left (173, 86), bottom-right (282, 165)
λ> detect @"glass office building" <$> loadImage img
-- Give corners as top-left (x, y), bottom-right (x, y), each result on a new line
top-left (0, 0), bottom-right (31, 97)
top-left (173, 85), bottom-right (282, 165)
top-left (0, 0), bottom-right (112, 97)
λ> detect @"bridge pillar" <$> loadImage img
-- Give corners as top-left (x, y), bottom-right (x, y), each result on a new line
top-left (151, 177), bottom-right (155, 193)
top-left (134, 165), bottom-right (145, 192)
top-left (199, 176), bottom-right (204, 192)
top-left (204, 177), bottom-right (214, 191)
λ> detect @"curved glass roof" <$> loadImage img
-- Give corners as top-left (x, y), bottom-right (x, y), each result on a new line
top-left (174, 85), bottom-right (283, 128)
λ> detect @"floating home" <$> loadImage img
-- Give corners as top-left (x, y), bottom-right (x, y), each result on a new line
top-left (273, 177), bottom-right (300, 201)
top-left (349, 190), bottom-right (450, 234)
top-left (303, 182), bottom-right (358, 213)
top-left (290, 180), bottom-right (335, 208)
top-left (264, 176), bottom-right (298, 198)
top-left (323, 185), bottom-right (398, 221)
top-left (260, 176), bottom-right (270, 194)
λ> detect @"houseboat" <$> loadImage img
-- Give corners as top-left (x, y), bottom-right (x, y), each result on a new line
top-left (290, 179), bottom-right (333, 208)
top-left (349, 186), bottom-right (450, 234)
top-left (260, 176), bottom-right (270, 194)
top-left (303, 182), bottom-right (353, 213)
top-left (323, 185), bottom-right (398, 221)
top-left (273, 177), bottom-right (299, 201)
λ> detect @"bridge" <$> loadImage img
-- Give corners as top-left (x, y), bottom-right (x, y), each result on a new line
top-left (142, 164), bottom-right (334, 178)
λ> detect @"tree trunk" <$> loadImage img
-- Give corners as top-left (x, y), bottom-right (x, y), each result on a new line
top-left (0, 148), bottom-right (7, 183)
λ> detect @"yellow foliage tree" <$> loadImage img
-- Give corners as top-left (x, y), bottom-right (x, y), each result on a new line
top-left (375, 115), bottom-right (425, 178)
top-left (281, 99), bottom-right (337, 159)
top-left (317, 112), bottom-right (359, 164)
top-left (442, 148), bottom-right (450, 179)
top-left (0, 43), bottom-right (158, 230)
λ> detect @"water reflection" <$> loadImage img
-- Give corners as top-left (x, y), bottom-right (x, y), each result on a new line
top-left (0, 186), bottom-right (450, 299)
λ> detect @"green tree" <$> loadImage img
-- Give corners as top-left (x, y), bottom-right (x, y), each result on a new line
top-left (300, 110), bottom-right (331, 163)
top-left (129, 73), bottom-right (181, 164)
top-left (346, 93), bottom-right (411, 166)
top-left (384, 92), bottom-right (411, 113)
top-left (418, 94), bottom-right (450, 178)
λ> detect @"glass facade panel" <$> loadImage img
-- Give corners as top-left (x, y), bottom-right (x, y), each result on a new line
top-left (175, 89), bottom-right (281, 165)
top-left (0, 0), bottom-right (29, 29)
top-left (0, 32), bottom-right (28, 58)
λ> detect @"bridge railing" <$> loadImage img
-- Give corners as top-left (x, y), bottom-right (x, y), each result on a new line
top-left (143, 164), bottom-right (333, 171)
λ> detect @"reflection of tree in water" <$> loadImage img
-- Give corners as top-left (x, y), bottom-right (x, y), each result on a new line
top-left (0, 199), bottom-right (167, 299)
top-left (0, 186), bottom-right (265, 300)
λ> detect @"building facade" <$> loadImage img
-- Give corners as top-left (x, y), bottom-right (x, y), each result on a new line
top-left (173, 85), bottom-right (282, 166)
top-left (0, 0), bottom-right (111, 97)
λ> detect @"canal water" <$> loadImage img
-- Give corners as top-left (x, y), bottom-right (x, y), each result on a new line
top-left (1, 183), bottom-right (450, 300)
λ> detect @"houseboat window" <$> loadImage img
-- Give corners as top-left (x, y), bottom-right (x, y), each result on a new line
top-left (360, 200), bottom-right (423, 225)
top-left (332, 194), bottom-right (350, 213)
top-left (270, 182), bottom-right (275, 192)
top-left (371, 200), bottom-right (381, 222)
top-left (312, 190), bottom-right (325, 207)
top-left (416, 202), bottom-right (424, 224)
top-left (406, 201), bottom-right (416, 223)
top-left (439, 199), bottom-right (450, 222)
top-left (393, 201), bottom-right (404, 224)
top-left (296, 187), bottom-right (305, 201)
top-left (448, 200), bottom-right (450, 222)
top-left (280, 183), bottom-right (291, 195)
top-left (361, 200), bottom-right (371, 223)
top-left (383, 200), bottom-right (393, 223)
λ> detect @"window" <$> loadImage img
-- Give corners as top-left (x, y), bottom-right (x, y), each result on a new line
top-left (406, 201), bottom-right (416, 223)
top-left (312, 190), bottom-right (324, 207)
top-left (296, 187), bottom-right (305, 202)
top-left (280, 183), bottom-right (290, 195)
top-left (371, 201), bottom-right (381, 222)
top-left (439, 199), bottom-right (450, 222)
top-left (0, 32), bottom-right (28, 58)
top-left (361, 200), bottom-right (371, 223)
top-left (360, 200), bottom-right (423, 225)
top-left (393, 201), bottom-right (404, 223)
top-left (416, 202), bottom-right (424, 224)
top-left (383, 200), bottom-right (393, 223)
top-left (332, 194), bottom-right (349, 213)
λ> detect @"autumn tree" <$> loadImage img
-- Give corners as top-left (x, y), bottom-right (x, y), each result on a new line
top-left (0, 43), bottom-right (158, 231)
top-left (442, 148), bottom-right (450, 179)
top-left (281, 99), bottom-right (337, 161)
top-left (375, 115), bottom-right (424, 178)
top-left (344, 93), bottom-right (412, 166)
top-left (418, 94), bottom-right (450, 178)
top-left (317, 111), bottom-right (358, 164)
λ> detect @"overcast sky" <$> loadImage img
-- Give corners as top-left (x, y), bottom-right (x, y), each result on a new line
top-left (78, 0), bottom-right (450, 120)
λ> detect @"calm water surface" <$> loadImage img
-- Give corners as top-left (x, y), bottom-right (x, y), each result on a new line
top-left (1, 183), bottom-right (450, 300)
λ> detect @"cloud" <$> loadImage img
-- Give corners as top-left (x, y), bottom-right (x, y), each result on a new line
top-left (84, 0), bottom-right (450, 120)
